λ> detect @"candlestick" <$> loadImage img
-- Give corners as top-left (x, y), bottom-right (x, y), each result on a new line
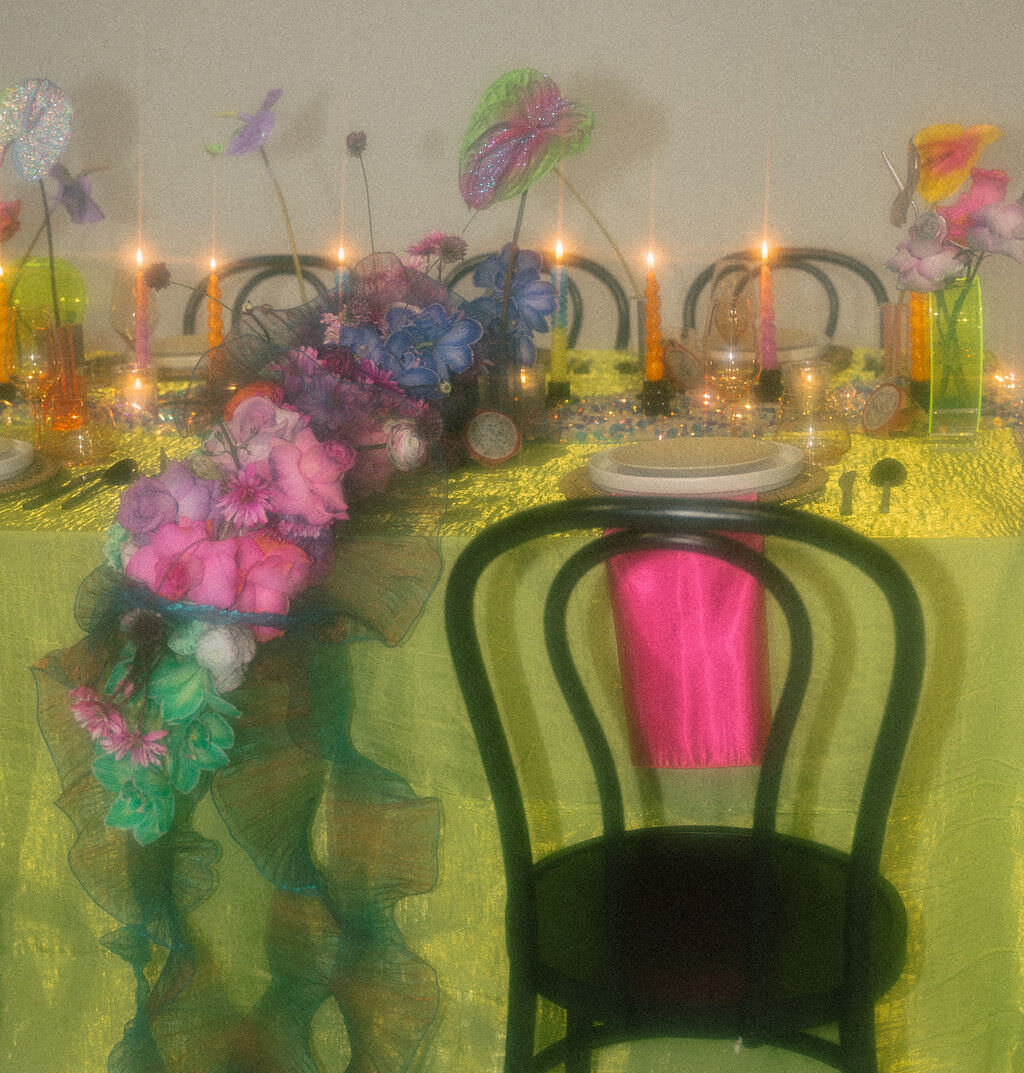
top-left (758, 240), bottom-right (777, 371)
top-left (207, 257), bottom-right (224, 351)
top-left (133, 248), bottom-right (151, 370)
top-left (644, 251), bottom-right (664, 382)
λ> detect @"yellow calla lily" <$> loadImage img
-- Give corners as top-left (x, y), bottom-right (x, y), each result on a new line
top-left (913, 123), bottom-right (1002, 204)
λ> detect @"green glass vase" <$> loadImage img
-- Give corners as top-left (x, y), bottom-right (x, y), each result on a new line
top-left (928, 276), bottom-right (983, 439)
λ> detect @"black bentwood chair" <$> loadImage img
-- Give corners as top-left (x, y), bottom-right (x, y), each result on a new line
top-left (444, 498), bottom-right (924, 1073)
top-left (682, 248), bottom-right (890, 348)
top-left (446, 252), bottom-right (632, 351)
top-left (182, 254), bottom-right (336, 334)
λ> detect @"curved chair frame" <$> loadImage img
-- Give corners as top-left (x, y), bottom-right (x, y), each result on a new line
top-left (683, 248), bottom-right (890, 346)
top-left (446, 252), bottom-right (632, 351)
top-left (182, 255), bottom-right (336, 334)
top-left (445, 497), bottom-right (924, 1073)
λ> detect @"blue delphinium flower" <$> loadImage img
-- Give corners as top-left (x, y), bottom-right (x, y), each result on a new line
top-left (381, 304), bottom-right (482, 397)
top-left (462, 244), bottom-right (556, 366)
top-left (225, 89), bottom-right (282, 156)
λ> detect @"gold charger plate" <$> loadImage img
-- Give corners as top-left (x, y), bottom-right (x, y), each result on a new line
top-left (0, 451), bottom-right (64, 496)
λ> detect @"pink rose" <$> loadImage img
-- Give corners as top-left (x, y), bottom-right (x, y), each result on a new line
top-left (966, 200), bottom-right (1024, 264)
top-left (264, 428), bottom-right (354, 528)
top-left (186, 537), bottom-right (242, 608)
top-left (235, 532), bottom-right (311, 639)
top-left (937, 168), bottom-right (1009, 242)
top-left (205, 396), bottom-right (306, 472)
top-left (125, 523), bottom-right (209, 600)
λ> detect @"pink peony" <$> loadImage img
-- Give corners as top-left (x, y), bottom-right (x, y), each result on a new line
top-left (263, 428), bottom-right (354, 528)
top-left (966, 200), bottom-right (1024, 264)
top-left (937, 168), bottom-right (1009, 242)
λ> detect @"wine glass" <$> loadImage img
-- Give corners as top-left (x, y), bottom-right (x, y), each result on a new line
top-left (703, 265), bottom-right (760, 431)
top-left (10, 331), bottom-right (56, 446)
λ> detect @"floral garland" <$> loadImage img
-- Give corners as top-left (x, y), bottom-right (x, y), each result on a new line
top-left (45, 249), bottom-right (553, 847)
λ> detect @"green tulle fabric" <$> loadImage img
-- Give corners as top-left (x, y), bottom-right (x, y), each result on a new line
top-left (31, 293), bottom-right (447, 1073)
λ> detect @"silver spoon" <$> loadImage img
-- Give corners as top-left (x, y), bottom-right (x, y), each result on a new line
top-left (22, 457), bottom-right (135, 510)
top-left (60, 457), bottom-right (138, 509)
top-left (869, 457), bottom-right (907, 514)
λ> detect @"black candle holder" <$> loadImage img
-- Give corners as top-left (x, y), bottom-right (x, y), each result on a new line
top-left (640, 378), bottom-right (674, 416)
top-left (545, 379), bottom-right (572, 407)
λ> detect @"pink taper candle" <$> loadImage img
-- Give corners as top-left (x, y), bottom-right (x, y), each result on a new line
top-left (759, 240), bottom-right (777, 371)
top-left (134, 248), bottom-right (151, 370)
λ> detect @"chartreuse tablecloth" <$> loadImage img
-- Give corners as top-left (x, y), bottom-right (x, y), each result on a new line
top-left (1, 425), bottom-right (1023, 1072)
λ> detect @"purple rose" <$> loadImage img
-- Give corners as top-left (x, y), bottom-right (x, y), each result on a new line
top-left (886, 237), bottom-right (966, 293)
top-left (156, 459), bottom-right (219, 525)
top-left (966, 200), bottom-right (1024, 264)
top-left (117, 477), bottom-right (178, 539)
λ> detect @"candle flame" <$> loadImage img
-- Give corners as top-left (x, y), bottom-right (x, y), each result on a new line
top-left (136, 247), bottom-right (143, 268)
top-left (337, 246), bottom-right (345, 264)
top-left (646, 250), bottom-right (655, 269)
top-left (210, 256), bottom-right (217, 272)
top-left (761, 239), bottom-right (769, 264)
top-left (0, 263), bottom-right (4, 279)
top-left (555, 239), bottom-right (563, 260)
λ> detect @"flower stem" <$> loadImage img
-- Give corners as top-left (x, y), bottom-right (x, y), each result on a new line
top-left (556, 166), bottom-right (642, 299)
top-left (500, 191), bottom-right (529, 332)
top-left (38, 180), bottom-right (61, 326)
top-left (358, 154), bottom-right (375, 256)
top-left (259, 146), bottom-right (308, 304)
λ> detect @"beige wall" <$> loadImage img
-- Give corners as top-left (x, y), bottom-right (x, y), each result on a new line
top-left (4, 0), bottom-right (1023, 359)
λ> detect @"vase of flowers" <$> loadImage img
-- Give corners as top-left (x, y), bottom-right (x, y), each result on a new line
top-left (886, 122), bottom-right (1024, 439)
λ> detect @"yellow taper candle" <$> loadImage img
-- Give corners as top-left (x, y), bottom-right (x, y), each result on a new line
top-left (644, 251), bottom-right (664, 381)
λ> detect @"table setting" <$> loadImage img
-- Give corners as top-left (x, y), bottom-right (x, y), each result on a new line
top-left (1, 66), bottom-right (1024, 1073)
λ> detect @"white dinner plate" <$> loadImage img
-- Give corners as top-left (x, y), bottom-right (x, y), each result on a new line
top-left (588, 440), bottom-right (805, 496)
top-left (609, 437), bottom-right (775, 477)
top-left (0, 438), bottom-right (34, 481)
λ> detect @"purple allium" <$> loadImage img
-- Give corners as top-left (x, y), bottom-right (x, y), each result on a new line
top-left (346, 131), bottom-right (367, 157)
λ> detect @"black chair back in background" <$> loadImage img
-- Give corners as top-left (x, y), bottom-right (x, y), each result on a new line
top-left (446, 252), bottom-right (632, 351)
top-left (682, 248), bottom-right (890, 348)
top-left (445, 497), bottom-right (924, 1073)
top-left (182, 255), bottom-right (336, 334)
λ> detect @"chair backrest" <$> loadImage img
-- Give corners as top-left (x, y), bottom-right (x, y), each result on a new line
top-left (182, 255), bottom-right (337, 334)
top-left (683, 247), bottom-right (890, 347)
top-left (446, 252), bottom-right (632, 351)
top-left (445, 496), bottom-right (923, 915)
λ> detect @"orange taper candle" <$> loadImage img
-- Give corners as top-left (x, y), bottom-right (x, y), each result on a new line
top-left (207, 258), bottom-right (223, 351)
top-left (0, 264), bottom-right (12, 381)
top-left (134, 248), bottom-right (151, 370)
top-left (644, 251), bottom-right (664, 381)
top-left (909, 290), bottom-right (930, 382)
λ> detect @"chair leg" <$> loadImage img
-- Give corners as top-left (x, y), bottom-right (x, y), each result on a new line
top-left (564, 1007), bottom-right (593, 1073)
top-left (504, 979), bottom-right (537, 1073)
top-left (839, 1011), bottom-right (879, 1073)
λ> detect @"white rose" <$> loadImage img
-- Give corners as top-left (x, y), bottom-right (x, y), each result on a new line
top-left (194, 624), bottom-right (258, 693)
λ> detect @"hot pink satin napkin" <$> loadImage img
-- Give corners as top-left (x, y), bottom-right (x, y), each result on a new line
top-left (605, 520), bottom-right (770, 769)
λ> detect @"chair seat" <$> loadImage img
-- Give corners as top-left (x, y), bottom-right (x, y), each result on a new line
top-left (532, 826), bottom-right (907, 1037)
